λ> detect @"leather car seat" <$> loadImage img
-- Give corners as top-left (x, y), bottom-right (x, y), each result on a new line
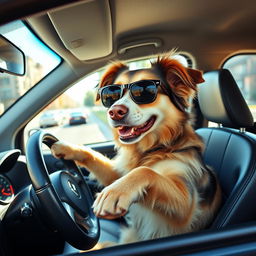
top-left (196, 69), bottom-right (256, 228)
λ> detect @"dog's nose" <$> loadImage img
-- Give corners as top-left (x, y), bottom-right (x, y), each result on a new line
top-left (108, 105), bottom-right (128, 121)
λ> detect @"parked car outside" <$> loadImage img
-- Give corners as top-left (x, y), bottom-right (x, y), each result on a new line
top-left (69, 111), bottom-right (87, 125)
top-left (39, 111), bottom-right (62, 128)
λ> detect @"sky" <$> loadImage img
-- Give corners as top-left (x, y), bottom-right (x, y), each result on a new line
top-left (65, 71), bottom-right (100, 103)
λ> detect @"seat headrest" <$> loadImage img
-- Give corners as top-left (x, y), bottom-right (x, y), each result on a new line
top-left (198, 69), bottom-right (254, 128)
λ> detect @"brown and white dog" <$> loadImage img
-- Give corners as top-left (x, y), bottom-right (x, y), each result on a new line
top-left (51, 54), bottom-right (221, 244)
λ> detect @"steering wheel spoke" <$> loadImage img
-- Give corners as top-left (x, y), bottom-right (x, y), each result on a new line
top-left (62, 202), bottom-right (76, 221)
top-left (62, 202), bottom-right (95, 234)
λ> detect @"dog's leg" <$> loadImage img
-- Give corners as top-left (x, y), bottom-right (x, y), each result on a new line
top-left (93, 166), bottom-right (193, 221)
top-left (51, 141), bottom-right (119, 185)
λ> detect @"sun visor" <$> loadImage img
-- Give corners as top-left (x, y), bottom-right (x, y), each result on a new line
top-left (48, 0), bottom-right (112, 60)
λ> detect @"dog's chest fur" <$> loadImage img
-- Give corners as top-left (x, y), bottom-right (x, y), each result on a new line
top-left (114, 148), bottom-right (183, 240)
top-left (113, 149), bottom-right (168, 240)
top-left (124, 204), bottom-right (174, 241)
top-left (113, 147), bottom-right (140, 175)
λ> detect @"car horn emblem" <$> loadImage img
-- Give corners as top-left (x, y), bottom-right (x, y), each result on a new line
top-left (67, 180), bottom-right (80, 197)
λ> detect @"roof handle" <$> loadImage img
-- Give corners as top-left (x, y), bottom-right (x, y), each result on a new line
top-left (118, 38), bottom-right (162, 54)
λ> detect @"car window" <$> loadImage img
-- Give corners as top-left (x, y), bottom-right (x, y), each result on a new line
top-left (223, 54), bottom-right (256, 121)
top-left (25, 55), bottom-right (190, 146)
top-left (0, 20), bottom-right (61, 116)
top-left (25, 71), bottom-right (107, 146)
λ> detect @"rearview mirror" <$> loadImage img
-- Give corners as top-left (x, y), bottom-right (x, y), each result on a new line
top-left (0, 35), bottom-right (25, 76)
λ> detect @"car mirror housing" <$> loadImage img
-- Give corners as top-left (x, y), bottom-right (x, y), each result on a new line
top-left (0, 35), bottom-right (25, 76)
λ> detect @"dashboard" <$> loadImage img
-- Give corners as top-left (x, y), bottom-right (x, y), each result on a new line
top-left (0, 149), bottom-right (71, 254)
top-left (0, 150), bottom-right (20, 223)
top-left (0, 174), bottom-right (14, 204)
top-left (0, 150), bottom-right (31, 215)
top-left (0, 151), bottom-right (21, 195)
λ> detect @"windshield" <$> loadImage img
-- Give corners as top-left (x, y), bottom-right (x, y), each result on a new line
top-left (0, 20), bottom-right (61, 116)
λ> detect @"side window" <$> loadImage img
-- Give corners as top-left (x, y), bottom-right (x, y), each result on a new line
top-left (25, 55), bottom-right (190, 146)
top-left (25, 71), bottom-right (112, 146)
top-left (223, 54), bottom-right (256, 121)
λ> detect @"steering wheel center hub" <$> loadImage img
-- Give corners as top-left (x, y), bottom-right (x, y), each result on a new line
top-left (67, 179), bottom-right (80, 197)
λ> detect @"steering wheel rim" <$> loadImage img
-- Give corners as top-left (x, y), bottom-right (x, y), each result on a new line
top-left (26, 130), bottom-right (100, 250)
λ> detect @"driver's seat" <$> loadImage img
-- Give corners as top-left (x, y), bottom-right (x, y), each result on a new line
top-left (196, 69), bottom-right (256, 228)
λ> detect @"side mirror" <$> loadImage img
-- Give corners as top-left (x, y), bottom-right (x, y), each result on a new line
top-left (0, 35), bottom-right (25, 76)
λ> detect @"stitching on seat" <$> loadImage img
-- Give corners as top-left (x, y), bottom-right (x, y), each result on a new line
top-left (219, 130), bottom-right (232, 172)
top-left (214, 129), bottom-right (256, 228)
top-left (222, 142), bottom-right (256, 226)
top-left (197, 128), bottom-right (213, 157)
top-left (206, 128), bottom-right (231, 172)
top-left (205, 129), bottom-right (213, 151)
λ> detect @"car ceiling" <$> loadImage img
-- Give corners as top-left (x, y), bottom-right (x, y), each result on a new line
top-left (24, 0), bottom-right (256, 72)
top-left (0, 0), bottom-right (255, 150)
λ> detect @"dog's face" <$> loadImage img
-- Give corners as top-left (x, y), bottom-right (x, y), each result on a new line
top-left (97, 55), bottom-right (204, 148)
top-left (106, 69), bottom-right (172, 145)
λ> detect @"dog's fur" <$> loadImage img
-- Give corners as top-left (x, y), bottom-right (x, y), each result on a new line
top-left (51, 54), bottom-right (221, 245)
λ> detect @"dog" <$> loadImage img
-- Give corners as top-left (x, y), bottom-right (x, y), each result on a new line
top-left (51, 53), bottom-right (221, 245)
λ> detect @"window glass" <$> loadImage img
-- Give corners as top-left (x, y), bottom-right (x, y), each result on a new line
top-left (223, 54), bottom-right (256, 121)
top-left (25, 71), bottom-right (110, 146)
top-left (0, 20), bottom-right (61, 116)
top-left (25, 55), bottom-right (190, 146)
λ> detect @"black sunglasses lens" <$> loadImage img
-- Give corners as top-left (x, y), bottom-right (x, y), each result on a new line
top-left (131, 81), bottom-right (157, 104)
top-left (101, 86), bottom-right (122, 107)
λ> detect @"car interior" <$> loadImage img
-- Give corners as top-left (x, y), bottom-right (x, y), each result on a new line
top-left (1, 0), bottom-right (256, 255)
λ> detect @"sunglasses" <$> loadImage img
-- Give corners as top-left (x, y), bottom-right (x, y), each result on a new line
top-left (98, 80), bottom-right (161, 108)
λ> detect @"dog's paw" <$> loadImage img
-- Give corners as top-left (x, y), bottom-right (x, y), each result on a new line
top-left (92, 180), bottom-right (139, 219)
top-left (51, 141), bottom-right (76, 160)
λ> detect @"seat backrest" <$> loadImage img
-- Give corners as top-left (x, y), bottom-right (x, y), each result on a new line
top-left (197, 69), bottom-right (256, 228)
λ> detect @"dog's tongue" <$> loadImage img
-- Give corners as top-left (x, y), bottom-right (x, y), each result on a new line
top-left (118, 126), bottom-right (139, 139)
top-left (118, 116), bottom-right (156, 140)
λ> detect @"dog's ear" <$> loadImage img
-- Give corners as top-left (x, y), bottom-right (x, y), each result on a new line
top-left (96, 62), bottom-right (128, 101)
top-left (152, 56), bottom-right (204, 109)
top-left (186, 68), bottom-right (205, 85)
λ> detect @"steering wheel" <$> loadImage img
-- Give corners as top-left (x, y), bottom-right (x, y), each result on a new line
top-left (25, 130), bottom-right (99, 250)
